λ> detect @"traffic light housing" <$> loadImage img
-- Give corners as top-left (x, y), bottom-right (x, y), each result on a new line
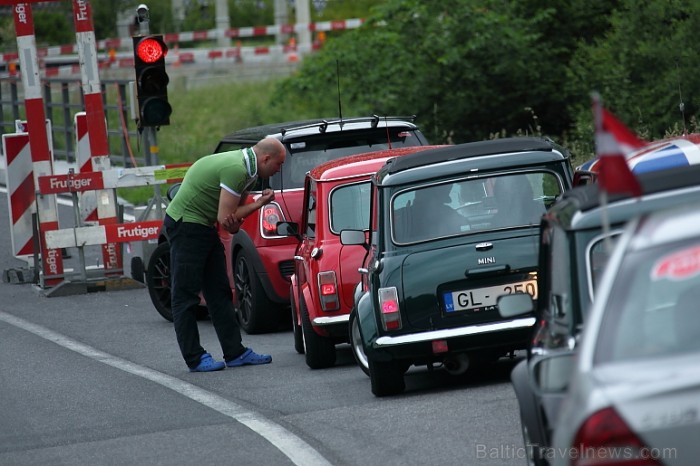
top-left (132, 34), bottom-right (171, 127)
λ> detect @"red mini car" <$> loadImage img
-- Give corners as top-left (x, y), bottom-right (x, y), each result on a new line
top-left (278, 146), bottom-right (443, 369)
top-left (145, 116), bottom-right (429, 332)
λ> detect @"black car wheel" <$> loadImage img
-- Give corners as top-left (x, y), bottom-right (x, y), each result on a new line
top-left (146, 242), bottom-right (174, 322)
top-left (348, 310), bottom-right (369, 376)
top-left (369, 359), bottom-right (405, 397)
top-left (130, 256), bottom-right (145, 283)
top-left (146, 241), bottom-right (209, 322)
top-left (300, 298), bottom-right (336, 369)
top-left (290, 286), bottom-right (304, 354)
top-left (234, 249), bottom-right (278, 334)
top-left (521, 411), bottom-right (545, 466)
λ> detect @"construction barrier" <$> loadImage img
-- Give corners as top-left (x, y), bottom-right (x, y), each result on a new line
top-left (0, 18), bottom-right (364, 65)
top-left (12, 3), bottom-right (65, 287)
top-left (4, 0), bottom-right (190, 296)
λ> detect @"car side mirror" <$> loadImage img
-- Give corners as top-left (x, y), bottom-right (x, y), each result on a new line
top-left (340, 229), bottom-right (368, 250)
top-left (529, 351), bottom-right (575, 395)
top-left (167, 183), bottom-right (181, 201)
top-left (497, 293), bottom-right (534, 318)
top-left (276, 221), bottom-right (300, 240)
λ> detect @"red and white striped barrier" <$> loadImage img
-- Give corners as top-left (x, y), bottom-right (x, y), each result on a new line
top-left (12, 3), bottom-right (65, 287)
top-left (73, 0), bottom-right (121, 274)
top-left (0, 18), bottom-right (364, 65)
top-left (3, 132), bottom-right (35, 259)
top-left (3, 119), bottom-right (55, 260)
top-left (74, 112), bottom-right (98, 223)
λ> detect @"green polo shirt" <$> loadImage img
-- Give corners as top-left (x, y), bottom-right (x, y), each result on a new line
top-left (166, 147), bottom-right (257, 226)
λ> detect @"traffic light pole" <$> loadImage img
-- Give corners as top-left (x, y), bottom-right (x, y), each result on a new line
top-left (133, 4), bottom-right (165, 271)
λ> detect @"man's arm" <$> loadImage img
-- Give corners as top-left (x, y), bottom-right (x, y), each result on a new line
top-left (217, 188), bottom-right (275, 233)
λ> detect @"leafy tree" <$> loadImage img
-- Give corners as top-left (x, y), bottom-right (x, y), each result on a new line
top-left (568, 0), bottom-right (700, 139)
top-left (274, 0), bottom-right (564, 143)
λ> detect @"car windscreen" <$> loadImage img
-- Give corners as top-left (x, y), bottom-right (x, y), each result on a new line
top-left (329, 181), bottom-right (371, 233)
top-left (594, 238), bottom-right (700, 364)
top-left (391, 172), bottom-right (562, 244)
top-left (277, 129), bottom-right (424, 191)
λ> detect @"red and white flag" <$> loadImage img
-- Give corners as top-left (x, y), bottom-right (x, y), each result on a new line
top-left (592, 94), bottom-right (646, 196)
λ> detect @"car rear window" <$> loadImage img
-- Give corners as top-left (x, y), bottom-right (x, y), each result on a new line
top-left (279, 128), bottom-right (423, 191)
top-left (215, 128), bottom-right (424, 192)
top-left (594, 239), bottom-right (700, 364)
top-left (391, 172), bottom-right (562, 244)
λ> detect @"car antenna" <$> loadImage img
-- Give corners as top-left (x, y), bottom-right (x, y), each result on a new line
top-left (676, 61), bottom-right (687, 135)
top-left (385, 116), bottom-right (392, 149)
top-left (336, 59), bottom-right (343, 123)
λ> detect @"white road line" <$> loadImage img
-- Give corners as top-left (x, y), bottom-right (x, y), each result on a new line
top-left (0, 311), bottom-right (332, 466)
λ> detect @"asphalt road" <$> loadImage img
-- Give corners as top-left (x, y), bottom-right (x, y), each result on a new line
top-left (0, 190), bottom-right (528, 466)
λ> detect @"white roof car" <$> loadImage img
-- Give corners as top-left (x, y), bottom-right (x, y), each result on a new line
top-left (547, 202), bottom-right (700, 466)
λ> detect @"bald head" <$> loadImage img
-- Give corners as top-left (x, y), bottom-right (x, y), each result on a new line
top-left (254, 137), bottom-right (286, 178)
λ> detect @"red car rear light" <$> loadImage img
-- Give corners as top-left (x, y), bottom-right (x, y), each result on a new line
top-left (260, 202), bottom-right (284, 236)
top-left (318, 271), bottom-right (339, 311)
top-left (378, 287), bottom-right (402, 331)
top-left (571, 407), bottom-right (662, 466)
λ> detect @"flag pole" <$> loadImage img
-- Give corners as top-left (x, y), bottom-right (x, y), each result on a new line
top-left (592, 92), bottom-right (614, 256)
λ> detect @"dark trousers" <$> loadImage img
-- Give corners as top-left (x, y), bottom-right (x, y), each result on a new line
top-left (164, 214), bottom-right (245, 368)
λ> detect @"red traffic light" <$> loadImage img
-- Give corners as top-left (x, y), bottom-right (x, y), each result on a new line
top-left (136, 37), bottom-right (167, 64)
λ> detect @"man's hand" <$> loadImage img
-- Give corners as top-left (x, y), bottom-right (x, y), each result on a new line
top-left (258, 188), bottom-right (275, 206)
top-left (221, 214), bottom-right (244, 234)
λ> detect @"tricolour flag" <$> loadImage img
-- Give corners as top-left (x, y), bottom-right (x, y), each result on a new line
top-left (592, 94), bottom-right (646, 196)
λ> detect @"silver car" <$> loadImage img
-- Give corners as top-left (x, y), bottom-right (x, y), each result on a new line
top-left (544, 202), bottom-right (700, 466)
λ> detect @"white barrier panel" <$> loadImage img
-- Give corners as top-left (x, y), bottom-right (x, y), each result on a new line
top-left (38, 163), bottom-right (191, 194)
top-left (45, 219), bottom-right (163, 249)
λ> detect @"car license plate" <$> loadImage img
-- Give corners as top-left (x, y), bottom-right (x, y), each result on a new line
top-left (443, 280), bottom-right (538, 313)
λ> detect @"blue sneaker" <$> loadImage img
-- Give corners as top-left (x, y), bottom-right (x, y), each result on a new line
top-left (190, 353), bottom-right (225, 372)
top-left (226, 348), bottom-right (272, 367)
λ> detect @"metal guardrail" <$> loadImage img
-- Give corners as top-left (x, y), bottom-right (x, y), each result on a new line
top-left (0, 77), bottom-right (144, 168)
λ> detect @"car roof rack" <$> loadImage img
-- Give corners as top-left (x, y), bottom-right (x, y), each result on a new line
top-left (280, 115), bottom-right (417, 136)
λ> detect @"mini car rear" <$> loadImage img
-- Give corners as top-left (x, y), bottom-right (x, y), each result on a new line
top-left (345, 137), bottom-right (574, 396)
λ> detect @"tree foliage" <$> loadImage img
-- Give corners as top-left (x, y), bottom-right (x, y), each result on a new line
top-left (273, 0), bottom-right (700, 149)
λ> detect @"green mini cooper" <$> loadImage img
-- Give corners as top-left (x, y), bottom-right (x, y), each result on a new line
top-left (341, 137), bottom-right (574, 396)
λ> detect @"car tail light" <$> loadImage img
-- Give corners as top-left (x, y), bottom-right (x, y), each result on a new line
top-left (378, 287), bottom-right (402, 331)
top-left (571, 407), bottom-right (662, 466)
top-left (318, 271), bottom-right (339, 311)
top-left (260, 202), bottom-right (284, 237)
top-left (432, 340), bottom-right (449, 353)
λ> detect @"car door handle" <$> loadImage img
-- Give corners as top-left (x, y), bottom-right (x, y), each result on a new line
top-left (294, 255), bottom-right (304, 261)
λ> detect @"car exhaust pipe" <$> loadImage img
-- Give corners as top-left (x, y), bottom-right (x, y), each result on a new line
top-left (443, 353), bottom-right (470, 375)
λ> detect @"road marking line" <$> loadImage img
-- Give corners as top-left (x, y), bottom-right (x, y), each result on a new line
top-left (0, 311), bottom-right (331, 466)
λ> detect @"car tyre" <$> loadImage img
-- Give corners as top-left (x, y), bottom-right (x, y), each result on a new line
top-left (368, 359), bottom-right (405, 396)
top-left (300, 298), bottom-right (336, 369)
top-left (234, 249), bottom-right (278, 334)
top-left (146, 242), bottom-right (174, 322)
top-left (146, 242), bottom-right (209, 322)
top-left (130, 256), bottom-right (145, 283)
top-left (290, 287), bottom-right (304, 354)
top-left (520, 410), bottom-right (545, 466)
top-left (348, 309), bottom-right (369, 376)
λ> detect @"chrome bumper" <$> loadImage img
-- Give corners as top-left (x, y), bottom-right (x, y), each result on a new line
top-left (375, 317), bottom-right (536, 347)
top-left (312, 314), bottom-right (350, 326)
